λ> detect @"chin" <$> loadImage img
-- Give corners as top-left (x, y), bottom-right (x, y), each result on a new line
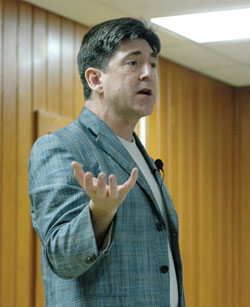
top-left (137, 108), bottom-right (154, 119)
top-left (141, 103), bottom-right (155, 116)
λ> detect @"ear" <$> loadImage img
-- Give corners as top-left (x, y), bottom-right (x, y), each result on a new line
top-left (85, 68), bottom-right (104, 95)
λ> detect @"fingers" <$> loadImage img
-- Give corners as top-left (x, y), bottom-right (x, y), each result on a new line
top-left (109, 175), bottom-right (118, 198)
top-left (72, 161), bottom-right (108, 198)
top-left (84, 172), bottom-right (94, 195)
top-left (127, 167), bottom-right (138, 189)
top-left (119, 168), bottom-right (138, 194)
top-left (96, 173), bottom-right (107, 198)
top-left (72, 161), bottom-right (138, 203)
top-left (71, 161), bottom-right (85, 187)
top-left (71, 161), bottom-right (96, 194)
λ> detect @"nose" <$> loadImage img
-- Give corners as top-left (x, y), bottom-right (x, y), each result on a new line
top-left (139, 63), bottom-right (155, 81)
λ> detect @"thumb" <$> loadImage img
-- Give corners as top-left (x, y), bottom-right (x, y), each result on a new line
top-left (119, 168), bottom-right (138, 195)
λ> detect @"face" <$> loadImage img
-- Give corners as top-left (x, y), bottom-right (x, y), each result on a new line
top-left (100, 39), bottom-right (158, 123)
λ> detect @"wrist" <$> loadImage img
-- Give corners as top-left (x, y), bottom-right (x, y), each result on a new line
top-left (89, 201), bottom-right (116, 248)
top-left (89, 200), bottom-right (116, 222)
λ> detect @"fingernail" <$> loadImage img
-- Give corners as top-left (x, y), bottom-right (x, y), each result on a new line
top-left (85, 173), bottom-right (91, 180)
top-left (101, 176), bottom-right (106, 182)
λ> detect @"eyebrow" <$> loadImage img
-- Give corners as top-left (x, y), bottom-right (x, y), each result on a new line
top-left (126, 50), bottom-right (158, 59)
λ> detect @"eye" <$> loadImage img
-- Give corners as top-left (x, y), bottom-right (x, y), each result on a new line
top-left (128, 60), bottom-right (137, 66)
top-left (151, 62), bottom-right (157, 69)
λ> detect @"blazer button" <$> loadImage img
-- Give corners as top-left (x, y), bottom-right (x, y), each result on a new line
top-left (85, 255), bottom-right (97, 264)
top-left (160, 265), bottom-right (169, 273)
top-left (156, 222), bottom-right (164, 231)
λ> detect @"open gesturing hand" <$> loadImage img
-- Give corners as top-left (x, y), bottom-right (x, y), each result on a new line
top-left (71, 161), bottom-right (138, 246)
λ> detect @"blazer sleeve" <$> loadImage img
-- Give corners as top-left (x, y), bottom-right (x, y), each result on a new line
top-left (28, 133), bottom-right (114, 279)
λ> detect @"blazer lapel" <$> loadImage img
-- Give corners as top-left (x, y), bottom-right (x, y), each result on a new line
top-left (96, 133), bottom-right (161, 217)
top-left (134, 134), bottom-right (179, 232)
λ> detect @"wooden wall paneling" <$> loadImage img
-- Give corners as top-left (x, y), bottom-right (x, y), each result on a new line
top-left (187, 83), bottom-right (198, 305)
top-left (47, 12), bottom-right (61, 113)
top-left (32, 7), bottom-right (47, 307)
top-left (174, 65), bottom-right (188, 300)
top-left (0, 0), bottom-right (3, 302)
top-left (1, 0), bottom-right (17, 306)
top-left (164, 62), bottom-right (174, 194)
top-left (16, 2), bottom-right (34, 306)
top-left (238, 88), bottom-right (250, 307)
top-left (213, 85), bottom-right (224, 307)
top-left (74, 23), bottom-right (88, 118)
top-left (197, 76), bottom-right (206, 307)
top-left (156, 58), bottom-right (170, 177)
top-left (36, 109), bottom-right (73, 137)
top-left (166, 63), bottom-right (179, 207)
top-left (226, 89), bottom-right (234, 307)
top-left (61, 19), bottom-right (74, 117)
top-left (176, 65), bottom-right (190, 243)
top-left (209, 82), bottom-right (220, 307)
top-left (186, 74), bottom-right (200, 307)
top-left (197, 76), bottom-right (215, 307)
top-left (212, 85), bottom-right (224, 306)
top-left (179, 68), bottom-right (200, 307)
top-left (174, 67), bottom-right (183, 217)
top-left (33, 7), bottom-right (46, 111)
top-left (232, 88), bottom-right (240, 307)
top-left (222, 87), bottom-right (234, 307)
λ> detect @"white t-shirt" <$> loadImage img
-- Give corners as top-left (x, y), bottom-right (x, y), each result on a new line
top-left (118, 136), bottom-right (178, 307)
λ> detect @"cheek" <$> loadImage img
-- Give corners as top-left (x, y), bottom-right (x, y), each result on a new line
top-left (153, 74), bottom-right (158, 93)
top-left (119, 77), bottom-right (135, 93)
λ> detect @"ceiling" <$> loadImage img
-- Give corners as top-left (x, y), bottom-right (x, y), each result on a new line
top-left (23, 0), bottom-right (250, 87)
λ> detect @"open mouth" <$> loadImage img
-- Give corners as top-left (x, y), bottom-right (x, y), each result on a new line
top-left (137, 89), bottom-right (152, 96)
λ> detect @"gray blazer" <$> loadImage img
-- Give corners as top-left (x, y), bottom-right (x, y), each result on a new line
top-left (28, 107), bottom-right (185, 307)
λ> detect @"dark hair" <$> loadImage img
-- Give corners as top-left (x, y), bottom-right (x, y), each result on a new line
top-left (77, 17), bottom-right (161, 100)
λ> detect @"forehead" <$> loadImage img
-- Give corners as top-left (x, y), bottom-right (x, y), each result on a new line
top-left (113, 39), bottom-right (156, 59)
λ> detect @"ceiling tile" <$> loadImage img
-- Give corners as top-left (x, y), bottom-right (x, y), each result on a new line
top-left (155, 27), bottom-right (191, 48)
top-left (199, 65), bottom-right (250, 86)
top-left (160, 43), bottom-right (236, 70)
top-left (204, 40), bottom-right (250, 64)
top-left (23, 0), bottom-right (125, 26)
top-left (96, 0), bottom-right (250, 18)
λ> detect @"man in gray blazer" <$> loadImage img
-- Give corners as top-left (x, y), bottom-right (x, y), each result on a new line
top-left (28, 18), bottom-right (185, 306)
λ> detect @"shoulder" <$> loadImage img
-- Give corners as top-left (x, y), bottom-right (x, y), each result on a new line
top-left (30, 119), bottom-right (89, 155)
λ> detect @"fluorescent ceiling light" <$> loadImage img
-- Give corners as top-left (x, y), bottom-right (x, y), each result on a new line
top-left (151, 8), bottom-right (250, 43)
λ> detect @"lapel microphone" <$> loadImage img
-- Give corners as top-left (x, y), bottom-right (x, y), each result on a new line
top-left (155, 159), bottom-right (164, 172)
top-left (154, 159), bottom-right (165, 184)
